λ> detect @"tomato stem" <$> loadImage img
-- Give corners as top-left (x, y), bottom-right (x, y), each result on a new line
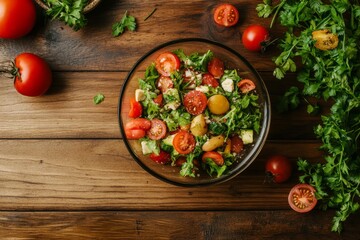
top-left (0, 61), bottom-right (18, 79)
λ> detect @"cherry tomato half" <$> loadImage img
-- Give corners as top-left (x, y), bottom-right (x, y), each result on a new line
top-left (13, 53), bottom-right (52, 97)
top-left (0, 0), bottom-right (36, 39)
top-left (288, 183), bottom-right (317, 213)
top-left (237, 79), bottom-right (256, 93)
top-left (173, 130), bottom-right (196, 154)
top-left (156, 75), bottom-right (174, 93)
top-left (242, 25), bottom-right (270, 52)
top-left (183, 90), bottom-right (207, 115)
top-left (125, 129), bottom-right (146, 140)
top-left (125, 118), bottom-right (151, 131)
top-left (213, 4), bottom-right (239, 27)
top-left (155, 52), bottom-right (180, 77)
top-left (153, 94), bottom-right (163, 106)
top-left (129, 98), bottom-right (142, 118)
top-left (147, 119), bottom-right (167, 140)
top-left (149, 150), bottom-right (171, 164)
top-left (207, 58), bottom-right (224, 78)
top-left (202, 151), bottom-right (224, 166)
top-left (202, 73), bottom-right (219, 88)
top-left (265, 155), bottom-right (292, 183)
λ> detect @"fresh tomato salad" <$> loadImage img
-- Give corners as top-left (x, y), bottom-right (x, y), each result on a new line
top-left (124, 49), bottom-right (262, 177)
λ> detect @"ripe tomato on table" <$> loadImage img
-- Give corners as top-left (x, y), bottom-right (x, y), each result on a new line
top-left (0, 0), bottom-right (36, 39)
top-left (155, 52), bottom-right (180, 76)
top-left (288, 183), bottom-right (317, 213)
top-left (265, 155), bottom-right (292, 183)
top-left (213, 4), bottom-right (239, 27)
top-left (242, 25), bottom-right (270, 52)
top-left (12, 53), bottom-right (52, 97)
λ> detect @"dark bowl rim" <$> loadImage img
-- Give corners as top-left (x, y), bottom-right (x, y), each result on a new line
top-left (118, 37), bottom-right (271, 187)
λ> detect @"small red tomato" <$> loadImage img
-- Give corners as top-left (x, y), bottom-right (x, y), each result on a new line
top-left (155, 52), bottom-right (180, 77)
top-left (129, 98), bottom-right (142, 118)
top-left (153, 94), bottom-right (163, 106)
top-left (147, 119), bottom-right (167, 140)
top-left (237, 79), bottom-right (256, 93)
top-left (213, 4), bottom-right (239, 27)
top-left (125, 129), bottom-right (146, 140)
top-left (202, 151), bottom-right (224, 166)
top-left (242, 25), bottom-right (270, 52)
top-left (0, 0), bottom-right (36, 39)
top-left (12, 53), bottom-right (52, 97)
top-left (173, 130), bottom-right (196, 155)
top-left (207, 58), bottom-right (224, 78)
top-left (202, 73), bottom-right (219, 87)
top-left (149, 150), bottom-right (171, 164)
top-left (288, 183), bottom-right (317, 213)
top-left (183, 90), bottom-right (207, 115)
top-left (265, 155), bottom-right (292, 183)
top-left (125, 118), bottom-right (152, 131)
top-left (156, 76), bottom-right (174, 93)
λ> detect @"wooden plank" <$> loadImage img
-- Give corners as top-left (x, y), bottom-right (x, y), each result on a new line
top-left (0, 0), bottom-right (285, 72)
top-left (0, 210), bottom-right (358, 239)
top-left (0, 72), bottom-right (327, 139)
top-left (0, 139), bottom-right (323, 210)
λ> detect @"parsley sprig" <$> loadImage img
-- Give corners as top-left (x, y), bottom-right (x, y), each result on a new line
top-left (257, 0), bottom-right (360, 233)
top-left (43, 0), bottom-right (88, 31)
top-left (112, 11), bottom-right (137, 37)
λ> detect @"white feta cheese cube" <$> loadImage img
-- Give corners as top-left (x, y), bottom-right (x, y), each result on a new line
top-left (195, 85), bottom-right (209, 93)
top-left (221, 78), bottom-right (234, 92)
top-left (135, 89), bottom-right (145, 102)
top-left (141, 141), bottom-right (152, 155)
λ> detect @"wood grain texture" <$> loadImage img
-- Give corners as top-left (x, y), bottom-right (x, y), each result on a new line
top-left (0, 72), bottom-right (324, 139)
top-left (0, 0), bottom-right (284, 72)
top-left (0, 139), bottom-right (322, 210)
top-left (0, 211), bottom-right (358, 240)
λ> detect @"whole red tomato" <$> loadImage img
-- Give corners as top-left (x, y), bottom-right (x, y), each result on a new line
top-left (0, 0), bottom-right (36, 39)
top-left (13, 53), bottom-right (52, 97)
top-left (242, 25), bottom-right (270, 52)
top-left (265, 155), bottom-right (292, 183)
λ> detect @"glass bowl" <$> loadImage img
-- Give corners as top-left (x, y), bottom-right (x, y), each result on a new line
top-left (35, 0), bottom-right (102, 13)
top-left (118, 38), bottom-right (271, 187)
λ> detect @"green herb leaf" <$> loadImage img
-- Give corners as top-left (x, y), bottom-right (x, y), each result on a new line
top-left (112, 11), bottom-right (137, 37)
top-left (93, 93), bottom-right (105, 105)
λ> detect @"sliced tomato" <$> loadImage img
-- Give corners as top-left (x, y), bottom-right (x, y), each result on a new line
top-left (237, 79), bottom-right (256, 93)
top-left (125, 129), bottom-right (146, 140)
top-left (202, 151), bottom-right (224, 166)
top-left (149, 150), bottom-right (171, 164)
top-left (213, 4), bottom-right (239, 27)
top-left (207, 58), bottom-right (224, 78)
top-left (153, 94), bottom-right (163, 106)
top-left (288, 184), bottom-right (317, 213)
top-left (155, 52), bottom-right (180, 77)
top-left (128, 98), bottom-right (142, 118)
top-left (183, 90), bottom-right (207, 115)
top-left (202, 73), bottom-right (219, 87)
top-left (173, 130), bottom-right (196, 154)
top-left (156, 76), bottom-right (174, 93)
top-left (125, 118), bottom-right (151, 131)
top-left (147, 119), bottom-right (167, 140)
top-left (230, 135), bottom-right (244, 153)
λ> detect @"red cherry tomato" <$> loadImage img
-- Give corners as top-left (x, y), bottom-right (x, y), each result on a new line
top-left (125, 129), bottom-right (146, 140)
top-left (242, 25), bottom-right (270, 52)
top-left (202, 151), bottom-right (224, 166)
top-left (149, 150), bottom-right (171, 164)
top-left (0, 0), bottom-right (36, 39)
top-left (183, 90), bottom-right (207, 115)
top-left (125, 118), bottom-right (151, 131)
top-left (237, 79), bottom-right (256, 93)
top-left (202, 73), bottom-right (219, 87)
top-left (230, 135), bottom-right (244, 153)
top-left (156, 75), bottom-right (174, 93)
top-left (213, 4), bottom-right (239, 27)
top-left (173, 130), bottom-right (196, 154)
top-left (153, 94), bottom-right (163, 106)
top-left (207, 58), bottom-right (224, 78)
top-left (128, 98), bottom-right (142, 118)
top-left (147, 119), bottom-right (167, 140)
top-left (288, 184), bottom-right (317, 213)
top-left (265, 155), bottom-right (292, 183)
top-left (13, 53), bottom-right (52, 97)
top-left (155, 52), bottom-right (180, 77)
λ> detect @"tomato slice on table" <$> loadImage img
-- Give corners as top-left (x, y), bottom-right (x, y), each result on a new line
top-left (237, 79), bottom-right (256, 93)
top-left (147, 119), bottom-right (167, 140)
top-left (202, 73), bottom-right (219, 87)
top-left (183, 90), bottom-right (207, 115)
top-left (202, 151), bottom-right (224, 166)
top-left (213, 4), bottom-right (239, 27)
top-left (288, 184), bottom-right (317, 213)
top-left (156, 75), bottom-right (174, 93)
top-left (128, 98), bottom-right (143, 118)
top-left (173, 131), bottom-right (196, 154)
top-left (207, 58), bottom-right (224, 78)
top-left (149, 150), bottom-right (171, 164)
top-left (155, 52), bottom-right (180, 76)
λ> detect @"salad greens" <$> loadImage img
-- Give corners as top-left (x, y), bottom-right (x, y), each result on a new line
top-left (136, 50), bottom-right (262, 178)
top-left (257, 0), bottom-right (360, 233)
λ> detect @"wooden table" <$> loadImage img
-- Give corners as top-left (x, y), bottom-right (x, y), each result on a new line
top-left (0, 1), bottom-right (359, 239)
